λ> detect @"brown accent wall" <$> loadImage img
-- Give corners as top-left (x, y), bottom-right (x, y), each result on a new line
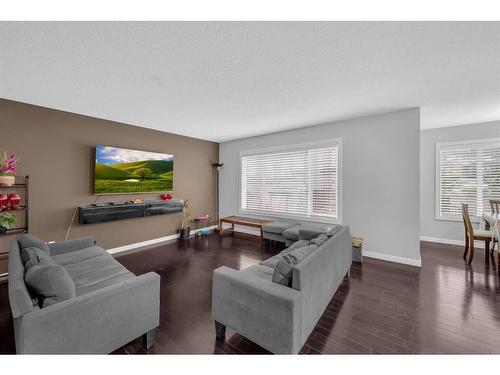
top-left (0, 99), bottom-right (218, 259)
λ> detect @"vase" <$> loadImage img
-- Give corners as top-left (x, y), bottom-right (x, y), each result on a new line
top-left (0, 176), bottom-right (15, 186)
top-left (8, 193), bottom-right (20, 210)
top-left (0, 194), bottom-right (7, 211)
top-left (179, 227), bottom-right (191, 240)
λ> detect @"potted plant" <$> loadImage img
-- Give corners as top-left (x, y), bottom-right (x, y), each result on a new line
top-left (0, 152), bottom-right (20, 186)
top-left (0, 212), bottom-right (16, 235)
top-left (179, 199), bottom-right (192, 240)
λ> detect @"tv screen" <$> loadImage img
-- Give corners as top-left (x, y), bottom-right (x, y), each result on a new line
top-left (94, 145), bottom-right (174, 195)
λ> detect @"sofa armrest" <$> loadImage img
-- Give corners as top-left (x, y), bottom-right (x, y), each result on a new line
top-left (212, 266), bottom-right (302, 354)
top-left (298, 228), bottom-right (325, 241)
top-left (48, 237), bottom-right (96, 256)
top-left (15, 272), bottom-right (160, 354)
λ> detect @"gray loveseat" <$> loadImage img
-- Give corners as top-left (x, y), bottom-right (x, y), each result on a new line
top-left (8, 235), bottom-right (160, 354)
top-left (212, 225), bottom-right (352, 354)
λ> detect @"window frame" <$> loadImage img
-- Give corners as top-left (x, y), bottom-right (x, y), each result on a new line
top-left (238, 138), bottom-right (343, 224)
top-left (435, 137), bottom-right (500, 223)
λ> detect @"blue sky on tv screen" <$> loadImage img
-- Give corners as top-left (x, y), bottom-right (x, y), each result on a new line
top-left (96, 145), bottom-right (173, 166)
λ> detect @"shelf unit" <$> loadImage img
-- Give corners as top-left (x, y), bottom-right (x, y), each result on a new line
top-left (0, 175), bottom-right (29, 236)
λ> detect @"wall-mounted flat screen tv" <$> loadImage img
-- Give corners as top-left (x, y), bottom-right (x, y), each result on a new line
top-left (94, 145), bottom-right (174, 195)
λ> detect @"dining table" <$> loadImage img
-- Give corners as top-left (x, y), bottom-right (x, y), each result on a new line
top-left (483, 212), bottom-right (500, 250)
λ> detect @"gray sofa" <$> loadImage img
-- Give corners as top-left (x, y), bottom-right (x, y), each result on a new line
top-left (8, 235), bottom-right (160, 354)
top-left (263, 221), bottom-right (329, 246)
top-left (212, 225), bottom-right (352, 354)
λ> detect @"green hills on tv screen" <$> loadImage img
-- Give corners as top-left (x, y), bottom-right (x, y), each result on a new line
top-left (94, 145), bottom-right (174, 194)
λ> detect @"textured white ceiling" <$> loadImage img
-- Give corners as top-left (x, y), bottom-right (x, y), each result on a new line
top-left (1, 22), bottom-right (499, 142)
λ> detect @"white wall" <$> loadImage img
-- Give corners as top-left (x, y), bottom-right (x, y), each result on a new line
top-left (420, 120), bottom-right (500, 245)
top-left (219, 108), bottom-right (421, 266)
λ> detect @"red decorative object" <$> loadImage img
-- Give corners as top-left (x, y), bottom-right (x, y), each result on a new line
top-left (8, 193), bottom-right (20, 210)
top-left (0, 194), bottom-right (7, 211)
top-left (160, 193), bottom-right (173, 201)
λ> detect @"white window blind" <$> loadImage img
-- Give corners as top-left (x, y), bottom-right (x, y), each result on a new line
top-left (241, 141), bottom-right (341, 221)
top-left (437, 139), bottom-right (500, 220)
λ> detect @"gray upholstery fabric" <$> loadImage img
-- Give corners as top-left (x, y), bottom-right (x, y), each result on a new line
top-left (287, 239), bottom-right (311, 250)
top-left (262, 221), bottom-right (298, 234)
top-left (272, 244), bottom-right (318, 286)
top-left (259, 240), bottom-right (310, 268)
top-left (262, 231), bottom-right (286, 242)
top-left (21, 247), bottom-right (55, 270)
top-left (48, 237), bottom-right (96, 256)
top-left (241, 264), bottom-right (274, 281)
top-left (292, 226), bottom-right (352, 341)
top-left (283, 225), bottom-right (326, 241)
top-left (18, 234), bottom-right (50, 255)
top-left (9, 237), bottom-right (160, 354)
top-left (310, 234), bottom-right (329, 247)
top-left (15, 272), bottom-right (160, 354)
top-left (259, 253), bottom-right (284, 269)
top-left (212, 225), bottom-right (352, 354)
top-left (8, 239), bottom-right (34, 318)
top-left (25, 264), bottom-right (76, 308)
top-left (212, 266), bottom-right (302, 354)
top-left (52, 246), bottom-right (111, 266)
top-left (54, 246), bottom-right (135, 296)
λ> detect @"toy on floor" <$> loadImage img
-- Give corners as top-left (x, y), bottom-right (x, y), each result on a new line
top-left (195, 228), bottom-right (210, 237)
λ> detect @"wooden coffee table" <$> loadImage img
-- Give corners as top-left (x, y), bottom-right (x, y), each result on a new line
top-left (219, 216), bottom-right (273, 239)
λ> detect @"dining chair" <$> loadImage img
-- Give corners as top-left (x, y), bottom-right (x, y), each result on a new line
top-left (490, 199), bottom-right (500, 215)
top-left (489, 199), bottom-right (500, 252)
top-left (462, 203), bottom-right (494, 264)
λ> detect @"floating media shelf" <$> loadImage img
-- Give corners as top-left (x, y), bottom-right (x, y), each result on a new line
top-left (78, 200), bottom-right (183, 225)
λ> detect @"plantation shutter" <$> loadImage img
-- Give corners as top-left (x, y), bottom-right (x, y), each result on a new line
top-left (438, 139), bottom-right (500, 219)
top-left (241, 142), bottom-right (340, 220)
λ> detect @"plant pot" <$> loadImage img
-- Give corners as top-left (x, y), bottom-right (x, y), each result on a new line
top-left (0, 227), bottom-right (7, 235)
top-left (179, 227), bottom-right (191, 240)
top-left (0, 176), bottom-right (15, 186)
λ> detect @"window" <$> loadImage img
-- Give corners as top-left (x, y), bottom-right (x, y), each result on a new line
top-left (436, 138), bottom-right (500, 220)
top-left (240, 139), bottom-right (341, 223)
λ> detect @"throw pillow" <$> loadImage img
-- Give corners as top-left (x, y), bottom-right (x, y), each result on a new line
top-left (310, 233), bottom-right (329, 247)
top-left (272, 244), bottom-right (318, 287)
top-left (285, 240), bottom-right (310, 252)
top-left (21, 247), bottom-right (55, 270)
top-left (24, 264), bottom-right (75, 308)
top-left (326, 225), bottom-right (343, 237)
top-left (18, 234), bottom-right (50, 255)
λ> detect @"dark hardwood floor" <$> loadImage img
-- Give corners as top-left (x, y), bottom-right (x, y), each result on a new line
top-left (1, 232), bottom-right (500, 354)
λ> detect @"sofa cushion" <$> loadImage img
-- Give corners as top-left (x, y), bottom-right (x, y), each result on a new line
top-left (263, 221), bottom-right (299, 234)
top-left (21, 247), bottom-right (55, 270)
top-left (272, 244), bottom-right (318, 286)
top-left (310, 233), bottom-right (329, 247)
top-left (260, 253), bottom-right (285, 269)
top-left (24, 264), bottom-right (75, 307)
top-left (18, 234), bottom-right (50, 255)
top-left (62, 251), bottom-right (134, 296)
top-left (52, 246), bottom-right (107, 266)
top-left (242, 264), bottom-right (274, 281)
top-left (259, 240), bottom-right (311, 268)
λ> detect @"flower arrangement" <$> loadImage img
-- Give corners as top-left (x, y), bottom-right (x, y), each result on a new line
top-left (180, 199), bottom-right (192, 230)
top-left (0, 152), bottom-right (19, 176)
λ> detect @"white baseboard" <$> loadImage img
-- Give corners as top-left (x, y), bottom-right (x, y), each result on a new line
top-left (226, 224), bottom-right (423, 267)
top-left (107, 225), bottom-right (218, 255)
top-left (420, 235), bottom-right (488, 249)
top-left (363, 250), bottom-right (422, 267)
